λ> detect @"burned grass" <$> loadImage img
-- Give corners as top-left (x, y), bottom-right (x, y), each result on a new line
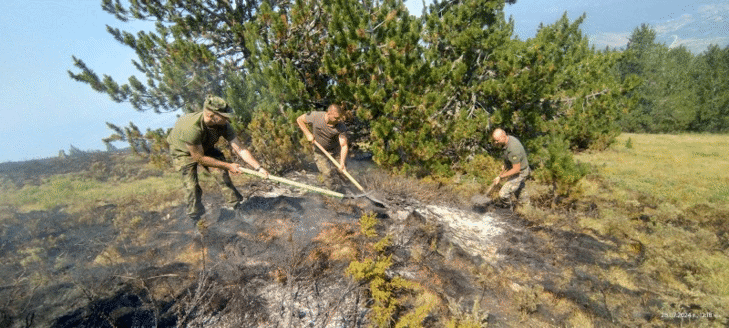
top-left (1, 140), bottom-right (728, 327)
top-left (356, 167), bottom-right (464, 207)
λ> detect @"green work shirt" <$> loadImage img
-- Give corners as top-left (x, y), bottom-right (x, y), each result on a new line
top-left (167, 111), bottom-right (237, 160)
top-left (504, 135), bottom-right (529, 172)
top-left (304, 111), bottom-right (347, 153)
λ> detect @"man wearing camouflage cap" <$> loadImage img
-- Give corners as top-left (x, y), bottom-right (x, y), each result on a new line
top-left (167, 95), bottom-right (269, 222)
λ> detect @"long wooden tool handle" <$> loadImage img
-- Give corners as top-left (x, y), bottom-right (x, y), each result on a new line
top-left (237, 167), bottom-right (344, 199)
top-left (485, 178), bottom-right (499, 195)
top-left (312, 140), bottom-right (365, 192)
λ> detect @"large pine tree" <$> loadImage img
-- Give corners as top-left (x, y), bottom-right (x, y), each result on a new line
top-left (69, 0), bottom-right (261, 113)
top-left (691, 45), bottom-right (729, 132)
top-left (69, 0), bottom-right (628, 187)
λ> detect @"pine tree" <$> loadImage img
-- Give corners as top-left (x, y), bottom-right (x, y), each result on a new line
top-left (68, 0), bottom-right (261, 113)
top-left (415, 0), bottom-right (515, 175)
top-left (68, 0), bottom-right (628, 196)
top-left (616, 24), bottom-right (661, 132)
top-left (231, 0), bottom-right (334, 171)
top-left (615, 24), bottom-right (701, 133)
top-left (237, 0), bottom-right (429, 171)
top-left (651, 46), bottom-right (697, 132)
top-left (691, 45), bottom-right (729, 132)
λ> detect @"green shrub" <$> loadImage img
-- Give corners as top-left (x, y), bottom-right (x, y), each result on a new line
top-left (359, 211), bottom-right (379, 238)
top-left (347, 213), bottom-right (438, 328)
top-left (531, 134), bottom-right (589, 198)
top-left (144, 128), bottom-right (172, 169)
top-left (104, 122), bottom-right (172, 170)
top-left (347, 245), bottom-right (408, 327)
top-left (245, 108), bottom-right (301, 174)
top-left (461, 154), bottom-right (502, 182)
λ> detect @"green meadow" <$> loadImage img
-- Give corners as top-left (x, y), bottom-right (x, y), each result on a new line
top-left (577, 133), bottom-right (729, 207)
top-left (572, 133), bottom-right (729, 319)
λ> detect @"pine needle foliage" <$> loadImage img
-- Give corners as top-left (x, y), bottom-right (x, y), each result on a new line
top-left (531, 134), bottom-right (589, 199)
top-left (70, 0), bottom-right (260, 113)
top-left (103, 122), bottom-right (172, 169)
top-left (70, 0), bottom-right (635, 196)
top-left (616, 24), bottom-right (729, 133)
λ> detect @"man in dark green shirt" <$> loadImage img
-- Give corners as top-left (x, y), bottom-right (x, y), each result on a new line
top-left (491, 128), bottom-right (530, 207)
top-left (167, 95), bottom-right (269, 221)
top-left (295, 104), bottom-right (349, 190)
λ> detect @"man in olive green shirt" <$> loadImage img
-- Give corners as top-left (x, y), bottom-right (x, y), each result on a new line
top-left (295, 104), bottom-right (349, 190)
top-left (491, 128), bottom-right (530, 207)
top-left (167, 95), bottom-right (269, 221)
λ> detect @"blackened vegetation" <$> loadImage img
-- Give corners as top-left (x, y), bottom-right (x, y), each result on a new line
top-left (0, 150), bottom-right (153, 188)
top-left (1, 153), bottom-right (723, 327)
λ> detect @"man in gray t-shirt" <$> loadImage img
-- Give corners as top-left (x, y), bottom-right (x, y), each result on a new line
top-left (491, 128), bottom-right (530, 207)
top-left (296, 104), bottom-right (349, 189)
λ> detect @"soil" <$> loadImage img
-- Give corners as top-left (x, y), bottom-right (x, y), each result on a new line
top-left (0, 151), bottom-right (701, 327)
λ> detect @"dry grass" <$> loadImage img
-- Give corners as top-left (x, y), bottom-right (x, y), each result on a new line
top-left (0, 169), bottom-right (182, 214)
top-left (3, 136), bottom-right (728, 326)
top-left (312, 222), bottom-right (361, 261)
top-left (0, 153), bottom-right (266, 216)
top-left (574, 132), bottom-right (729, 321)
top-left (357, 167), bottom-right (464, 205)
top-left (576, 133), bottom-right (729, 207)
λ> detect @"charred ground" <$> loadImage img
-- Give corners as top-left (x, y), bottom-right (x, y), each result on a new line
top-left (0, 150), bottom-right (725, 327)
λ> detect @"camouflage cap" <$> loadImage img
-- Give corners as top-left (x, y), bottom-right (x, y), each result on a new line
top-left (203, 95), bottom-right (233, 119)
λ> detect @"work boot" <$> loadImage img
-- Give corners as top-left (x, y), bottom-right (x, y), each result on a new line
top-left (187, 207), bottom-right (205, 223)
top-left (188, 213), bottom-right (202, 223)
top-left (222, 200), bottom-right (243, 211)
top-left (493, 197), bottom-right (512, 209)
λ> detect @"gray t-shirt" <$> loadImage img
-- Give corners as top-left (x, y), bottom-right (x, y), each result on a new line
top-left (304, 111), bottom-right (347, 153)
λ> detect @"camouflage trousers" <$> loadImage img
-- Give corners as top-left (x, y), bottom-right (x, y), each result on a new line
top-left (498, 167), bottom-right (530, 205)
top-left (174, 150), bottom-right (243, 220)
top-left (313, 151), bottom-right (345, 191)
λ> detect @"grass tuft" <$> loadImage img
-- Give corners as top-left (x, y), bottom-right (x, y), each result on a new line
top-left (575, 133), bottom-right (729, 321)
top-left (576, 133), bottom-right (729, 207)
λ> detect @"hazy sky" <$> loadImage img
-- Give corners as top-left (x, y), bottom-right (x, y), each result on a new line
top-left (1, 0), bottom-right (727, 163)
top-left (1, 1), bottom-right (177, 163)
top-left (501, 0), bottom-right (729, 52)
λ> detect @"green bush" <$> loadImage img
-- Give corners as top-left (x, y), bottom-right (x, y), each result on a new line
top-left (104, 122), bottom-right (172, 170)
top-left (347, 213), bottom-right (438, 328)
top-left (461, 154), bottom-right (502, 182)
top-left (245, 108), bottom-right (301, 174)
top-left (531, 134), bottom-right (589, 199)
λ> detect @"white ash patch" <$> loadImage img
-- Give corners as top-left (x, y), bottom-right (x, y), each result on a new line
top-left (418, 205), bottom-right (505, 261)
top-left (258, 280), bottom-right (367, 328)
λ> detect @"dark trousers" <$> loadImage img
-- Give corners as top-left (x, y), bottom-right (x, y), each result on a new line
top-left (313, 150), bottom-right (345, 190)
top-left (175, 149), bottom-right (243, 220)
